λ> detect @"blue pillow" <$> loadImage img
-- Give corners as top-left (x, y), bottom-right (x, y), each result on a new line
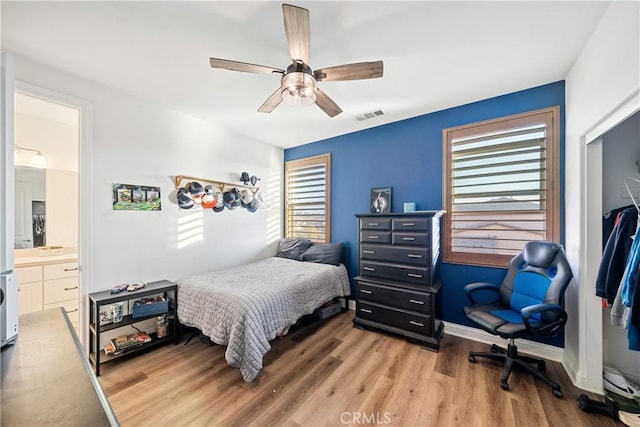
top-left (301, 242), bottom-right (343, 266)
top-left (277, 238), bottom-right (312, 260)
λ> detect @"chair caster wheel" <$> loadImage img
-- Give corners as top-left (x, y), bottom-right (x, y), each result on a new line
top-left (490, 346), bottom-right (498, 353)
top-left (500, 381), bottom-right (510, 391)
top-left (468, 355), bottom-right (476, 363)
top-left (552, 388), bottom-right (563, 399)
top-left (538, 361), bottom-right (546, 372)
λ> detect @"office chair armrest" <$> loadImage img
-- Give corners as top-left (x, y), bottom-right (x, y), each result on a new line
top-left (464, 282), bottom-right (501, 305)
top-left (521, 303), bottom-right (567, 337)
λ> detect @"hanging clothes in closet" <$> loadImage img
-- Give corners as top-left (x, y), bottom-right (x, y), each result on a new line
top-left (596, 206), bottom-right (638, 303)
top-left (607, 177), bottom-right (640, 351)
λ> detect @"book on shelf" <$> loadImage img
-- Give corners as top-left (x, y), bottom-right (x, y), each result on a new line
top-left (108, 332), bottom-right (153, 355)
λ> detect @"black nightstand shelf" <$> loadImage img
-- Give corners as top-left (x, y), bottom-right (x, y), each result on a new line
top-left (88, 280), bottom-right (178, 376)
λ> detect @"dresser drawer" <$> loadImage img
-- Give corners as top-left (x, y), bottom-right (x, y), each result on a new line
top-left (44, 277), bottom-right (79, 304)
top-left (357, 301), bottom-right (433, 337)
top-left (360, 261), bottom-right (429, 286)
top-left (44, 299), bottom-right (79, 323)
top-left (361, 244), bottom-right (428, 266)
top-left (15, 266), bottom-right (42, 283)
top-left (361, 218), bottom-right (391, 230)
top-left (392, 218), bottom-right (429, 232)
top-left (361, 230), bottom-right (391, 244)
top-left (357, 281), bottom-right (432, 314)
top-left (44, 262), bottom-right (79, 280)
top-left (392, 232), bottom-right (429, 246)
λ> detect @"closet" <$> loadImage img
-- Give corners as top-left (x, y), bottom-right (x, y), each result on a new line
top-left (601, 110), bottom-right (640, 383)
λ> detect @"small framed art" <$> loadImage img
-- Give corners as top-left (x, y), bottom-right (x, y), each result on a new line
top-left (370, 187), bottom-right (391, 214)
top-left (112, 183), bottom-right (161, 211)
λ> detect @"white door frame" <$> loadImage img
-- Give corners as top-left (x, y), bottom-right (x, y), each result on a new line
top-left (14, 81), bottom-right (94, 349)
top-left (578, 86), bottom-right (640, 391)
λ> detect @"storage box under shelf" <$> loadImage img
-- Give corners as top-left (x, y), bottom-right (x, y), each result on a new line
top-left (131, 300), bottom-right (168, 318)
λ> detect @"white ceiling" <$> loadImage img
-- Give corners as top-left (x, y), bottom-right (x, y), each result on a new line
top-left (1, 1), bottom-right (611, 149)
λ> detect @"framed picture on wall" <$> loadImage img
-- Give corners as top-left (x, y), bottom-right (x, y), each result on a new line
top-left (112, 183), bottom-right (161, 211)
top-left (370, 187), bottom-right (391, 214)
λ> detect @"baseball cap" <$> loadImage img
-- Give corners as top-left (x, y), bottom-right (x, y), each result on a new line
top-left (213, 192), bottom-right (224, 212)
top-left (240, 189), bottom-right (254, 207)
top-left (247, 198), bottom-right (259, 213)
top-left (188, 181), bottom-right (205, 200)
top-left (201, 185), bottom-right (218, 209)
top-left (177, 187), bottom-right (194, 209)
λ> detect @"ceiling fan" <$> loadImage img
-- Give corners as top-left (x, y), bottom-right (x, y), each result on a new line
top-left (209, 3), bottom-right (384, 118)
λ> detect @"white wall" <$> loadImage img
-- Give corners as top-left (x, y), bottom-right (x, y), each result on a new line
top-left (565, 0), bottom-right (640, 392)
top-left (12, 54), bottom-right (284, 343)
top-left (602, 112), bottom-right (640, 212)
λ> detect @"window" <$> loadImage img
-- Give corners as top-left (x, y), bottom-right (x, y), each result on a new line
top-left (285, 153), bottom-right (331, 243)
top-left (442, 107), bottom-right (560, 267)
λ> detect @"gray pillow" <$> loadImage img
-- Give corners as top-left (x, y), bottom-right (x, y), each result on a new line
top-left (277, 238), bottom-right (312, 260)
top-left (301, 242), bottom-right (343, 266)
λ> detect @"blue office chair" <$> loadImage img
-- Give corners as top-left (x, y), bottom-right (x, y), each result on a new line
top-left (463, 241), bottom-right (573, 398)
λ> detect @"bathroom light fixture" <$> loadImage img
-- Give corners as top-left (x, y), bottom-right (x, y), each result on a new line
top-left (14, 146), bottom-right (46, 168)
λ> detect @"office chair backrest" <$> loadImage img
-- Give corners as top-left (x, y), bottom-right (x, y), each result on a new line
top-left (499, 241), bottom-right (573, 323)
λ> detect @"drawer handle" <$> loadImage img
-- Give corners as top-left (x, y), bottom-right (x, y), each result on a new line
top-left (368, 235), bottom-right (380, 239)
top-left (407, 273), bottom-right (423, 278)
top-left (369, 222), bottom-right (379, 226)
top-left (402, 223), bottom-right (415, 226)
top-left (64, 286), bottom-right (79, 291)
top-left (64, 267), bottom-right (79, 272)
top-left (363, 267), bottom-right (376, 271)
top-left (409, 299), bottom-right (425, 305)
top-left (409, 320), bottom-right (424, 327)
top-left (66, 308), bottom-right (78, 313)
top-left (402, 237), bottom-right (415, 241)
top-left (363, 250), bottom-right (376, 254)
top-left (407, 254), bottom-right (423, 258)
top-left (360, 308), bottom-right (372, 314)
top-left (360, 289), bottom-right (372, 294)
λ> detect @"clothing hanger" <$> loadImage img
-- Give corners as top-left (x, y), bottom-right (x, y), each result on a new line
top-left (623, 176), bottom-right (640, 215)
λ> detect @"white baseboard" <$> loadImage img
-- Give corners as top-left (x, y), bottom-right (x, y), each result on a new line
top-left (443, 321), bottom-right (564, 362)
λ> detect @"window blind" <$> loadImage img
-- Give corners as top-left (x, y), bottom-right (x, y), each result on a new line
top-left (443, 107), bottom-right (559, 266)
top-left (285, 153), bottom-right (331, 243)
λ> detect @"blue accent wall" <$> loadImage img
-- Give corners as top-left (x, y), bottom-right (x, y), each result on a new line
top-left (285, 81), bottom-right (566, 347)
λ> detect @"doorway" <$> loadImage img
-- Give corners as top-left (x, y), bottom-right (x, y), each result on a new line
top-left (13, 84), bottom-right (90, 344)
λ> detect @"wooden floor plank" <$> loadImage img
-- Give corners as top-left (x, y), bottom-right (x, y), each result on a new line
top-left (99, 311), bottom-right (617, 427)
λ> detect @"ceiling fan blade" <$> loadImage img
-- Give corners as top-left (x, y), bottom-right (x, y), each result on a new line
top-left (210, 58), bottom-right (284, 75)
top-left (282, 4), bottom-right (310, 64)
top-left (258, 88), bottom-right (283, 113)
top-left (314, 61), bottom-right (384, 81)
top-left (315, 89), bottom-right (342, 118)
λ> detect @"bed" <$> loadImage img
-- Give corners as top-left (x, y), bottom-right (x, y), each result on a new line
top-left (176, 244), bottom-right (351, 382)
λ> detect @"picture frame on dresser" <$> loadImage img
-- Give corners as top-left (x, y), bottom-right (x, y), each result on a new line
top-left (370, 187), bottom-right (391, 214)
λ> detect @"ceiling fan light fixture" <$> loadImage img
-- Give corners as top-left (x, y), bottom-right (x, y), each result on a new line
top-left (281, 71), bottom-right (317, 107)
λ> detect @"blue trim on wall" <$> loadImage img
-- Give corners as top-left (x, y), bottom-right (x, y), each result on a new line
top-left (285, 81), bottom-right (566, 347)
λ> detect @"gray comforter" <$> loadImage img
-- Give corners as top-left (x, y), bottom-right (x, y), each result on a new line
top-left (177, 257), bottom-right (351, 382)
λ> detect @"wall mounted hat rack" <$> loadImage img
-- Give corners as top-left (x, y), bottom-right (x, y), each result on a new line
top-left (174, 174), bottom-right (260, 196)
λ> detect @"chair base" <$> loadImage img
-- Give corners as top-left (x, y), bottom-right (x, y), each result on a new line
top-left (468, 342), bottom-right (564, 398)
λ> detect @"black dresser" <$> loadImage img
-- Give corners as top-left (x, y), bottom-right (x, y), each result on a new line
top-left (353, 211), bottom-right (445, 351)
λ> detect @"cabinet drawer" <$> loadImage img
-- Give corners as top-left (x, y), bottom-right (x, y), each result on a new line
top-left (44, 300), bottom-right (79, 323)
top-left (357, 281), bottom-right (432, 314)
top-left (360, 261), bottom-right (429, 286)
top-left (392, 233), bottom-right (429, 246)
top-left (361, 218), bottom-right (391, 230)
top-left (44, 262), bottom-right (79, 280)
top-left (15, 266), bottom-right (42, 283)
top-left (361, 244), bottom-right (428, 266)
top-left (44, 277), bottom-right (78, 304)
top-left (392, 218), bottom-right (429, 232)
top-left (357, 301), bottom-right (433, 337)
top-left (361, 231), bottom-right (391, 244)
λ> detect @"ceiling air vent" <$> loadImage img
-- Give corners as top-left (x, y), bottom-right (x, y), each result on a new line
top-left (355, 109), bottom-right (384, 121)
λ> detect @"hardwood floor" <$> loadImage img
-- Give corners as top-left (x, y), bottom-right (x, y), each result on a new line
top-left (99, 312), bottom-right (618, 427)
